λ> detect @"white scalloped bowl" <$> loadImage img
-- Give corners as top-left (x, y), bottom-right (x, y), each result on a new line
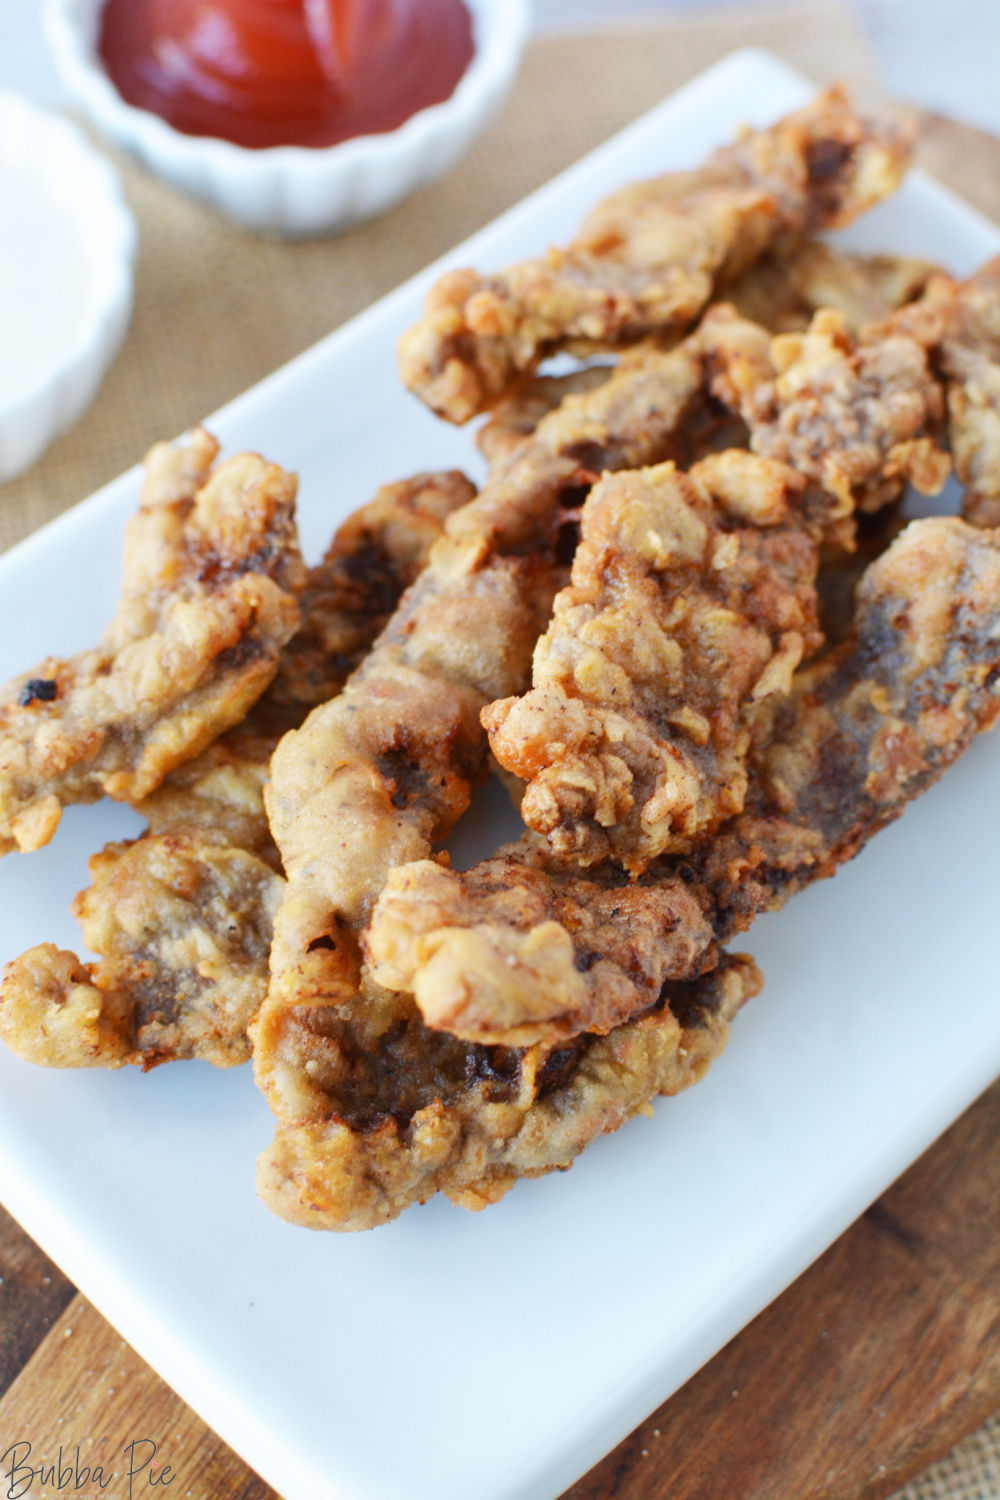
top-left (44, 0), bottom-right (531, 238)
top-left (0, 90), bottom-right (136, 483)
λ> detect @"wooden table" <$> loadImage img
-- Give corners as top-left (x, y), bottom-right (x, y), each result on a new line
top-left (1, 110), bottom-right (999, 1500)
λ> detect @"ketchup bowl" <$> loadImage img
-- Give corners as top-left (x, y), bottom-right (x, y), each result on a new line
top-left (44, 0), bottom-right (530, 237)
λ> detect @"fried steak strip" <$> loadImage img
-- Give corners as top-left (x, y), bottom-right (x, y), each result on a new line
top-left (264, 470), bottom-right (477, 728)
top-left (483, 452), bottom-right (822, 873)
top-left (254, 950), bottom-right (761, 1230)
top-left (477, 305), bottom-right (950, 873)
top-left (0, 428), bottom-right (305, 857)
top-left (399, 87), bottom-right (912, 423)
top-left (728, 243), bottom-right (938, 334)
top-left (253, 297), bottom-right (969, 1227)
top-left (0, 473), bottom-right (474, 1069)
top-left (253, 332), bottom-right (751, 1220)
top-left (702, 304), bottom-right (950, 538)
top-left (475, 366), bottom-right (614, 469)
top-left (370, 516), bottom-right (1000, 1055)
top-left (877, 256), bottom-right (1000, 528)
top-left (688, 514), bottom-right (1000, 936)
top-left (261, 333), bottom-right (713, 998)
top-left (0, 835), bottom-right (287, 1069)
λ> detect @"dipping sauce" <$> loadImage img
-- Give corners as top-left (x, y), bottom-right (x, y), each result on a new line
top-left (99, 0), bottom-right (475, 150)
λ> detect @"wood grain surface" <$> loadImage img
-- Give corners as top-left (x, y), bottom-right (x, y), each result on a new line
top-left (0, 109), bottom-right (998, 1500)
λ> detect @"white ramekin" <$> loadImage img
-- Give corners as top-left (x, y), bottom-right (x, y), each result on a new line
top-left (44, 0), bottom-right (532, 238)
top-left (0, 89), bottom-right (136, 484)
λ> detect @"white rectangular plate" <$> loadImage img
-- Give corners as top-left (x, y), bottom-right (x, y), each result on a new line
top-left (1, 49), bottom-right (999, 1500)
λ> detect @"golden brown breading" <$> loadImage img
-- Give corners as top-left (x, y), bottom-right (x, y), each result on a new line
top-left (475, 367), bottom-right (614, 467)
top-left (263, 471), bottom-right (477, 727)
top-left (255, 330), bottom-right (740, 1151)
top-left (0, 834), bottom-right (283, 1069)
top-left (878, 257), bottom-right (1000, 528)
top-left (262, 336), bottom-right (712, 984)
top-left (483, 453), bottom-right (822, 872)
top-left (0, 471), bottom-right (473, 1071)
top-left (697, 514), bottom-right (1000, 935)
top-left (254, 338), bottom-right (746, 1220)
top-left (254, 951), bottom-right (760, 1230)
top-left (0, 428), bottom-right (305, 857)
top-left (367, 846), bottom-right (713, 1046)
top-left (399, 87), bottom-right (912, 423)
top-left (728, 244), bottom-right (938, 333)
top-left (369, 516), bottom-right (1000, 1054)
top-left (702, 303), bottom-right (950, 534)
top-left (137, 733), bottom-right (280, 869)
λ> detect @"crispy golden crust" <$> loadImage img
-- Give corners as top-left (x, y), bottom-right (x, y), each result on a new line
top-left (137, 733), bottom-right (280, 869)
top-left (263, 471), bottom-right (477, 728)
top-left (258, 295), bottom-right (953, 1223)
top-left (0, 834), bottom-right (283, 1069)
top-left (728, 244), bottom-right (938, 333)
top-left (702, 303), bottom-right (950, 534)
top-left (0, 429), bottom-right (305, 857)
top-left (697, 515), bottom-right (1000, 935)
top-left (370, 517), bottom-right (1000, 1057)
top-left (483, 454), bottom-right (821, 872)
top-left (475, 367), bottom-right (614, 468)
top-left (366, 848), bottom-right (714, 1046)
top-left (880, 257), bottom-right (1000, 528)
top-left (399, 88), bottom-right (912, 422)
top-left (0, 471), bottom-right (472, 1071)
top-left (256, 331), bottom-right (741, 1163)
top-left (254, 952), bottom-right (760, 1231)
top-left (262, 337), bottom-right (711, 987)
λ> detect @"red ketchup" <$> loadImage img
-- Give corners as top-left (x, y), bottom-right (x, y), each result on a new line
top-left (99, 0), bottom-right (475, 150)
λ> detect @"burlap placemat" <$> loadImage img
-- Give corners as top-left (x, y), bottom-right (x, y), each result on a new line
top-left (0, 4), bottom-right (996, 1496)
top-left (896, 1411), bottom-right (1000, 1500)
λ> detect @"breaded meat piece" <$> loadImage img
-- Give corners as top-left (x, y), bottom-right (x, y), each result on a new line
top-left (483, 453), bottom-right (822, 872)
top-left (0, 835), bottom-right (284, 1069)
top-left (137, 732), bottom-right (280, 869)
top-left (475, 367), bottom-right (614, 468)
top-left (697, 514), bottom-right (1000, 935)
top-left (879, 256), bottom-right (1000, 528)
top-left (254, 335), bottom-right (740, 1214)
top-left (0, 428), bottom-right (305, 856)
top-left (728, 244), bottom-right (938, 334)
top-left (0, 472), bottom-right (472, 1070)
top-left (475, 359), bottom-right (750, 474)
top-left (264, 470), bottom-right (477, 727)
top-left (257, 330), bottom-right (736, 1130)
top-left (254, 951), bottom-right (760, 1230)
top-left (370, 517), bottom-right (1000, 1051)
top-left (703, 304), bottom-right (950, 536)
top-left (262, 336), bottom-right (710, 990)
top-left (367, 845), bottom-right (714, 1046)
top-left (399, 87), bottom-right (912, 422)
